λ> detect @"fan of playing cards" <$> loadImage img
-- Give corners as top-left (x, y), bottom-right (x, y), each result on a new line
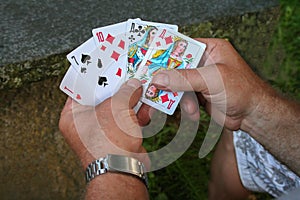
top-left (60, 18), bottom-right (206, 115)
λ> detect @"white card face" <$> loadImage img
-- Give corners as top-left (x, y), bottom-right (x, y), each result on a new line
top-left (96, 33), bottom-right (129, 70)
top-left (67, 38), bottom-right (97, 76)
top-left (126, 18), bottom-right (179, 79)
top-left (96, 56), bottom-right (127, 95)
top-left (59, 66), bottom-right (98, 106)
top-left (92, 21), bottom-right (128, 48)
top-left (89, 33), bottom-right (129, 95)
top-left (134, 28), bottom-right (206, 115)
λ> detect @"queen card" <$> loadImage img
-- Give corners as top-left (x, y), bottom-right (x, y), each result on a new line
top-left (134, 28), bottom-right (206, 115)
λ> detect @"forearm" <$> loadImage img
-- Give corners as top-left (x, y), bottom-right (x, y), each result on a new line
top-left (242, 89), bottom-right (300, 176)
top-left (85, 173), bottom-right (149, 200)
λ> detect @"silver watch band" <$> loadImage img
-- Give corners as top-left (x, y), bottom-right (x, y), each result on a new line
top-left (85, 154), bottom-right (148, 188)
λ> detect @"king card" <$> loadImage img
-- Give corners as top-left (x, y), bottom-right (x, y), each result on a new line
top-left (134, 28), bottom-right (206, 115)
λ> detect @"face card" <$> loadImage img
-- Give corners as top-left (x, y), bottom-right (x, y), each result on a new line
top-left (59, 66), bottom-right (99, 106)
top-left (126, 18), bottom-right (178, 79)
top-left (134, 28), bottom-right (206, 115)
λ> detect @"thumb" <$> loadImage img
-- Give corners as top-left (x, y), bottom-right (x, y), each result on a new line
top-left (98, 78), bottom-right (143, 138)
top-left (151, 65), bottom-right (224, 95)
top-left (112, 78), bottom-right (143, 110)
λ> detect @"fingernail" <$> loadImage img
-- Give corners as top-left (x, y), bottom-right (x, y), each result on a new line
top-left (152, 73), bottom-right (170, 87)
top-left (127, 78), bottom-right (141, 88)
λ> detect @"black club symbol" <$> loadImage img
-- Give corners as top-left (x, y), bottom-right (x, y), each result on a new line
top-left (128, 35), bottom-right (135, 42)
top-left (135, 25), bottom-right (145, 36)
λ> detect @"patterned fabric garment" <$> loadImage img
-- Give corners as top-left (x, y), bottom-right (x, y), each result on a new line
top-left (233, 130), bottom-right (300, 198)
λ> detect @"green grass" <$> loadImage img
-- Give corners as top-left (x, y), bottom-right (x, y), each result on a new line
top-left (144, 0), bottom-right (300, 199)
top-left (263, 0), bottom-right (300, 99)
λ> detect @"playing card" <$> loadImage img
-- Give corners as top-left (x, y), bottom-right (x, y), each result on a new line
top-left (67, 37), bottom-right (97, 76)
top-left (92, 21), bottom-right (128, 48)
top-left (61, 19), bottom-right (207, 116)
top-left (59, 66), bottom-right (99, 106)
top-left (92, 32), bottom-right (129, 94)
top-left (126, 18), bottom-right (178, 79)
top-left (134, 28), bottom-right (206, 115)
top-left (96, 32), bottom-right (128, 72)
top-left (97, 58), bottom-right (127, 95)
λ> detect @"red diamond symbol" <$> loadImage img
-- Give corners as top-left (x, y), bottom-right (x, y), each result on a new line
top-left (111, 51), bottom-right (120, 61)
top-left (160, 93), bottom-right (169, 103)
top-left (156, 41), bottom-right (161, 47)
top-left (100, 45), bottom-right (106, 51)
top-left (118, 40), bottom-right (125, 50)
top-left (116, 68), bottom-right (122, 77)
top-left (106, 34), bottom-right (115, 44)
top-left (172, 92), bottom-right (178, 97)
top-left (76, 94), bottom-right (81, 100)
top-left (165, 36), bottom-right (173, 45)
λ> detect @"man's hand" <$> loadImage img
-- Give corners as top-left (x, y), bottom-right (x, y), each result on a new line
top-left (151, 38), bottom-right (300, 175)
top-left (59, 79), bottom-right (149, 169)
top-left (151, 38), bottom-right (274, 130)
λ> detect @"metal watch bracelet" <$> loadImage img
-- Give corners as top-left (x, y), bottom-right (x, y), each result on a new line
top-left (85, 154), bottom-right (148, 188)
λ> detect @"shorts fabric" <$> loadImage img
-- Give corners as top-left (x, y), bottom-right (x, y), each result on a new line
top-left (233, 130), bottom-right (300, 198)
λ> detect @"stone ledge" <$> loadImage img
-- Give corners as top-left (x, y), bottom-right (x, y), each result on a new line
top-left (1, 0), bottom-right (279, 90)
top-left (1, 7), bottom-right (280, 91)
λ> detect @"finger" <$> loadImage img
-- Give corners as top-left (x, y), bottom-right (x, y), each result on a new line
top-left (60, 97), bottom-right (73, 115)
top-left (137, 104), bottom-right (156, 126)
top-left (180, 92), bottom-right (200, 121)
top-left (106, 79), bottom-right (143, 138)
top-left (194, 38), bottom-right (219, 67)
top-left (59, 97), bottom-right (88, 134)
top-left (151, 65), bottom-right (224, 94)
top-left (112, 78), bottom-right (143, 110)
top-left (194, 38), bottom-right (237, 66)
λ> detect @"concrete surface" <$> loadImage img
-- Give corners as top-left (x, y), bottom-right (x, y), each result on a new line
top-left (1, 0), bottom-right (279, 90)
top-left (1, 0), bottom-right (278, 66)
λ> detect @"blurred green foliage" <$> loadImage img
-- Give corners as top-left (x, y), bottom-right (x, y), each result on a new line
top-left (263, 0), bottom-right (300, 99)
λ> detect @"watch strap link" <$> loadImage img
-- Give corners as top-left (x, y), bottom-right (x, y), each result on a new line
top-left (85, 154), bottom-right (148, 188)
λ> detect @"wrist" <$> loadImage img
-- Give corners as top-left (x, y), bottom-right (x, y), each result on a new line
top-left (84, 154), bottom-right (149, 200)
top-left (241, 86), bottom-right (281, 137)
top-left (241, 86), bottom-right (300, 140)
top-left (86, 172), bottom-right (149, 199)
top-left (85, 154), bottom-right (148, 188)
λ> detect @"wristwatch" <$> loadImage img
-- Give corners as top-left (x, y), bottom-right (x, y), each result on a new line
top-left (85, 154), bottom-right (148, 188)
